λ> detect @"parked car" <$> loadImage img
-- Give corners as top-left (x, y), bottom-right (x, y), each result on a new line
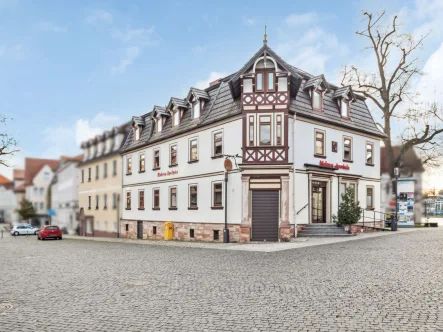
top-left (37, 225), bottom-right (62, 240)
top-left (10, 224), bottom-right (40, 236)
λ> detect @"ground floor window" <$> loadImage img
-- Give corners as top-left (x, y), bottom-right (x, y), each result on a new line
top-left (339, 181), bottom-right (356, 202)
top-left (366, 186), bottom-right (374, 209)
top-left (189, 185), bottom-right (198, 208)
top-left (213, 182), bottom-right (223, 207)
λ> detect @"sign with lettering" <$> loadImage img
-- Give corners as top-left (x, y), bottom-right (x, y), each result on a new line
top-left (157, 170), bottom-right (178, 177)
top-left (320, 160), bottom-right (350, 170)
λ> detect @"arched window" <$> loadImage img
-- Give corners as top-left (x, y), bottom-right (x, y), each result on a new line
top-left (253, 57), bottom-right (277, 93)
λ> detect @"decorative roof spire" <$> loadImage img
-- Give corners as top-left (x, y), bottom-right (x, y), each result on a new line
top-left (263, 24), bottom-right (267, 46)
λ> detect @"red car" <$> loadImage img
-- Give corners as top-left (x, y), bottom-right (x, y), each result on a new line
top-left (37, 225), bottom-right (62, 240)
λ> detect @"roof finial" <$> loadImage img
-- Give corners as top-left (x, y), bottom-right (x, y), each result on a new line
top-left (263, 24), bottom-right (267, 46)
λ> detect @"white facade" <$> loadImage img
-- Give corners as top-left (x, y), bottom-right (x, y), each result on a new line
top-left (0, 186), bottom-right (17, 223)
top-left (51, 161), bottom-right (80, 234)
top-left (25, 165), bottom-right (55, 216)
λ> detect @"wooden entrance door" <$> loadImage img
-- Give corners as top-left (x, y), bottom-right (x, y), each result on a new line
top-left (312, 182), bottom-right (326, 223)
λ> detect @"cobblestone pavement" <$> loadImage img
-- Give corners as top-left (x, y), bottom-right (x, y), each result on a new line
top-left (0, 229), bottom-right (442, 331)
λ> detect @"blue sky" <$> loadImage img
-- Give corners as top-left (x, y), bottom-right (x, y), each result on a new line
top-left (1, 0), bottom-right (443, 188)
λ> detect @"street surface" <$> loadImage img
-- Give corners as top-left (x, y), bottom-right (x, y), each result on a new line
top-left (0, 229), bottom-right (442, 331)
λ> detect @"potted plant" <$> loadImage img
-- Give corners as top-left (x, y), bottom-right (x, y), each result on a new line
top-left (332, 187), bottom-right (362, 233)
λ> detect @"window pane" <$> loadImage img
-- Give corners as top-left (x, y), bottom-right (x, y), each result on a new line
top-left (174, 112), bottom-right (179, 126)
top-left (215, 141), bottom-right (222, 155)
top-left (315, 140), bottom-right (323, 155)
top-left (313, 91), bottom-right (321, 109)
top-left (341, 101), bottom-right (348, 117)
top-left (366, 144), bottom-right (373, 164)
top-left (268, 73), bottom-right (274, 90)
top-left (256, 73), bottom-right (263, 90)
top-left (349, 184), bottom-right (355, 200)
top-left (171, 145), bottom-right (177, 165)
top-left (154, 150), bottom-right (160, 168)
top-left (260, 116), bottom-right (271, 123)
top-left (214, 183), bottom-right (222, 206)
top-left (190, 186), bottom-right (198, 207)
top-left (260, 124), bottom-right (271, 145)
top-left (157, 120), bottom-right (162, 132)
top-left (339, 183), bottom-right (346, 202)
top-left (249, 125), bottom-right (254, 145)
top-left (171, 188), bottom-right (177, 207)
top-left (190, 140), bottom-right (198, 160)
top-left (277, 125), bottom-right (281, 145)
top-left (193, 102), bottom-right (200, 119)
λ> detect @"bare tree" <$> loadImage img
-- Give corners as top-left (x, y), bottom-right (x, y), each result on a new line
top-left (0, 114), bottom-right (19, 167)
top-left (341, 11), bottom-right (443, 177)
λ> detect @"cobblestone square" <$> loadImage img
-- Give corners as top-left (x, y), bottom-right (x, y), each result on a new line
top-left (0, 229), bottom-right (442, 331)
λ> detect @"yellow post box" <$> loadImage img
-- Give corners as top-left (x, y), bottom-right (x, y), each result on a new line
top-left (164, 222), bottom-right (174, 240)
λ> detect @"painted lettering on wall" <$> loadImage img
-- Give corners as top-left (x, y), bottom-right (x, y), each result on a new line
top-left (320, 160), bottom-right (350, 170)
top-left (157, 170), bottom-right (178, 177)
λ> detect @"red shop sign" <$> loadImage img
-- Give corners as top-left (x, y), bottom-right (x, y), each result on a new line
top-left (320, 160), bottom-right (350, 170)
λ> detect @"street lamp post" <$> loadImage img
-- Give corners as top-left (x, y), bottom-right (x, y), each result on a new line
top-left (223, 171), bottom-right (229, 243)
top-left (393, 167), bottom-right (399, 231)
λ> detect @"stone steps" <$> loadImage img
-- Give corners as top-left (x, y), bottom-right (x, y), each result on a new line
top-left (298, 224), bottom-right (353, 237)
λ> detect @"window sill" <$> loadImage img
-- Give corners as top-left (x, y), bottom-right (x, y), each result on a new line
top-left (168, 207), bottom-right (178, 210)
top-left (343, 160), bottom-right (353, 163)
top-left (139, 170), bottom-right (145, 173)
top-left (366, 163), bottom-right (375, 167)
top-left (126, 173), bottom-right (132, 176)
top-left (88, 207), bottom-right (91, 210)
top-left (188, 207), bottom-right (198, 210)
top-left (125, 208), bottom-right (131, 210)
top-left (188, 160), bottom-right (199, 164)
top-left (138, 208), bottom-right (145, 210)
top-left (365, 208), bottom-right (375, 211)
top-left (314, 154), bottom-right (327, 159)
top-left (152, 208), bottom-right (160, 211)
top-left (211, 155), bottom-right (223, 159)
top-left (88, 179), bottom-right (91, 182)
top-left (169, 164), bottom-right (178, 168)
top-left (152, 167), bottom-right (160, 171)
top-left (95, 208), bottom-right (99, 210)
top-left (103, 207), bottom-right (107, 210)
top-left (211, 206), bottom-right (224, 210)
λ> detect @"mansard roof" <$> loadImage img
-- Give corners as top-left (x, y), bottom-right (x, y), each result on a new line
top-left (132, 116), bottom-right (144, 127)
top-left (121, 44), bottom-right (384, 153)
top-left (303, 75), bottom-right (330, 92)
top-left (168, 97), bottom-right (189, 110)
top-left (187, 88), bottom-right (210, 102)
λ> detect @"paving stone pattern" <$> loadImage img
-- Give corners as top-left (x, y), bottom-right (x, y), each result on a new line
top-left (0, 230), bottom-right (443, 331)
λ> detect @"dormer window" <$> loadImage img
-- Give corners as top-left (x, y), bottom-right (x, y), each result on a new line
top-left (192, 101), bottom-right (200, 119)
top-left (134, 126), bottom-right (140, 141)
top-left (253, 57), bottom-right (276, 93)
top-left (312, 90), bottom-right (323, 111)
top-left (157, 119), bottom-right (162, 133)
top-left (341, 99), bottom-right (350, 118)
top-left (173, 111), bottom-right (180, 127)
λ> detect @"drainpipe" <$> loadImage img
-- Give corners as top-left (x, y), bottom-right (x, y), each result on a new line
top-left (292, 115), bottom-right (297, 233)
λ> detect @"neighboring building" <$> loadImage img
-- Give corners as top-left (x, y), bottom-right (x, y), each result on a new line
top-left (78, 123), bottom-right (131, 237)
top-left (381, 146), bottom-right (425, 225)
top-left (12, 169), bottom-right (25, 223)
top-left (120, 41), bottom-right (384, 242)
top-left (23, 158), bottom-right (59, 226)
top-left (50, 155), bottom-right (83, 234)
top-left (0, 175), bottom-right (16, 223)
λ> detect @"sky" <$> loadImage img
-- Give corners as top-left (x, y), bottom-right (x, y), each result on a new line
top-left (1, 0), bottom-right (443, 189)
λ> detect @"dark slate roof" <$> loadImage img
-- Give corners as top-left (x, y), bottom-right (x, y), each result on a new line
top-left (132, 116), bottom-right (144, 127)
top-left (168, 97), bottom-right (189, 110)
top-left (304, 75), bottom-right (330, 91)
top-left (333, 86), bottom-right (355, 100)
top-left (187, 88), bottom-right (210, 101)
top-left (121, 44), bottom-right (385, 153)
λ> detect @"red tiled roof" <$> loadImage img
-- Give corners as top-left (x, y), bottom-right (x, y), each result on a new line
top-left (0, 174), bottom-right (12, 186)
top-left (61, 154), bottom-right (84, 163)
top-left (24, 158), bottom-right (59, 186)
top-left (14, 183), bottom-right (25, 192)
top-left (380, 146), bottom-right (425, 174)
top-left (13, 169), bottom-right (24, 180)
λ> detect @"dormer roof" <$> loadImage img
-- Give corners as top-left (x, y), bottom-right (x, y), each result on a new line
top-left (168, 97), bottom-right (189, 111)
top-left (303, 75), bottom-right (330, 92)
top-left (152, 105), bottom-right (169, 117)
top-left (187, 88), bottom-right (210, 102)
top-left (132, 116), bottom-right (144, 127)
top-left (333, 86), bottom-right (356, 101)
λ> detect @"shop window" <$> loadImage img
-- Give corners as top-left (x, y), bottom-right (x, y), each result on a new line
top-left (139, 153), bottom-right (145, 172)
top-left (139, 190), bottom-right (144, 209)
top-left (189, 139), bottom-right (198, 162)
top-left (259, 116), bottom-right (271, 145)
top-left (189, 185), bottom-right (198, 208)
top-left (343, 137), bottom-right (352, 161)
top-left (366, 187), bottom-right (374, 209)
top-left (170, 144), bottom-right (177, 166)
top-left (366, 142), bottom-right (374, 165)
top-left (340, 182), bottom-right (356, 203)
top-left (213, 132), bottom-right (223, 157)
top-left (169, 187), bottom-right (177, 209)
top-left (153, 149), bottom-right (160, 169)
top-left (315, 129), bottom-right (326, 157)
top-left (153, 188), bottom-right (160, 209)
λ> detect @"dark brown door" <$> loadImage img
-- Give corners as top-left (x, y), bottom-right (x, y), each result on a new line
top-left (251, 190), bottom-right (279, 241)
top-left (312, 182), bottom-right (326, 223)
top-left (137, 221), bottom-right (143, 239)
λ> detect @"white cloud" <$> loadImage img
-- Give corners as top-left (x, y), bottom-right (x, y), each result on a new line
top-left (285, 12), bottom-right (318, 26)
top-left (36, 21), bottom-right (67, 33)
top-left (111, 26), bottom-right (155, 43)
top-left (85, 10), bottom-right (113, 24)
top-left (195, 72), bottom-right (228, 89)
top-left (111, 46), bottom-right (140, 74)
top-left (242, 17), bottom-right (256, 26)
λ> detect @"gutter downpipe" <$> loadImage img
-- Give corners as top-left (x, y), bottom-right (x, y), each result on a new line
top-left (293, 114), bottom-right (297, 235)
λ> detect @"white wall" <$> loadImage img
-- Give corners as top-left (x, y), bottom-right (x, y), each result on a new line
top-left (122, 118), bottom-right (243, 224)
top-left (0, 186), bottom-right (17, 223)
top-left (25, 165), bottom-right (55, 215)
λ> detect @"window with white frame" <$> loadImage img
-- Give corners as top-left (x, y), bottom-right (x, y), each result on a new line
top-left (315, 129), bottom-right (326, 157)
top-left (153, 149), bottom-right (160, 169)
top-left (139, 153), bottom-right (145, 172)
top-left (249, 116), bottom-right (255, 146)
top-left (259, 116), bottom-right (271, 145)
top-left (276, 115), bottom-right (282, 145)
top-left (341, 99), bottom-right (350, 118)
top-left (189, 138), bottom-right (198, 161)
top-left (169, 187), bottom-right (177, 209)
top-left (212, 182), bottom-right (223, 208)
top-left (189, 184), bottom-right (198, 209)
top-left (343, 136), bottom-right (352, 161)
top-left (127, 157), bottom-right (132, 174)
top-left (366, 142), bottom-right (374, 165)
top-left (366, 186), bottom-right (374, 209)
top-left (213, 132), bottom-right (223, 157)
top-left (126, 191), bottom-right (131, 210)
top-left (170, 144), bottom-right (177, 166)
top-left (312, 90), bottom-right (323, 111)
top-left (192, 101), bottom-right (200, 119)
top-left (134, 126), bottom-right (141, 141)
top-left (173, 111), bottom-right (180, 127)
top-left (339, 181), bottom-right (356, 203)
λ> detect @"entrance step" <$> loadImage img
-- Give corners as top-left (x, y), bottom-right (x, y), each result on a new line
top-left (298, 224), bottom-right (353, 237)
